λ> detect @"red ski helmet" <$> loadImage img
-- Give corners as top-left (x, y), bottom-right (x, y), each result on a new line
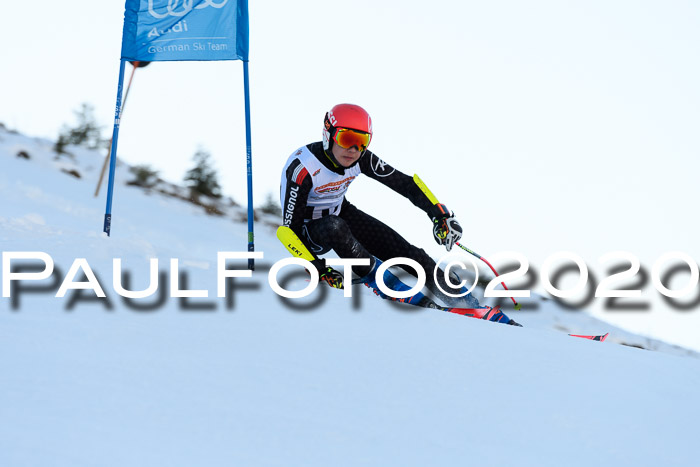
top-left (323, 104), bottom-right (373, 152)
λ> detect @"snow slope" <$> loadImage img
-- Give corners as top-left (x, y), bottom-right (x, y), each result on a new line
top-left (1, 127), bottom-right (699, 466)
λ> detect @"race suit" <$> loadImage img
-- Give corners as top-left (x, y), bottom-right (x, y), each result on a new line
top-left (279, 141), bottom-right (476, 306)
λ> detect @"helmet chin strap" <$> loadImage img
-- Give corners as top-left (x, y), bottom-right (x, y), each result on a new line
top-left (324, 148), bottom-right (342, 168)
top-left (324, 145), bottom-right (365, 170)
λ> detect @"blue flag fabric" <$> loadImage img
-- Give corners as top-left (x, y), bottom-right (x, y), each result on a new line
top-left (121, 0), bottom-right (249, 61)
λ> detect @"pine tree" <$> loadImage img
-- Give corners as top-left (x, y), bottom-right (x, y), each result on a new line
top-left (55, 103), bottom-right (106, 153)
top-left (184, 149), bottom-right (222, 199)
top-left (259, 193), bottom-right (282, 217)
top-left (128, 165), bottom-right (160, 188)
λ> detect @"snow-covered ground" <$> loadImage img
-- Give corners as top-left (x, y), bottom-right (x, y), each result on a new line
top-left (2, 127), bottom-right (699, 466)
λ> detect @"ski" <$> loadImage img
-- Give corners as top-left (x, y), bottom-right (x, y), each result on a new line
top-left (417, 297), bottom-right (516, 323)
top-left (568, 333), bottom-right (609, 342)
top-left (361, 277), bottom-right (613, 338)
top-left (277, 226), bottom-right (605, 337)
top-left (355, 270), bottom-right (521, 326)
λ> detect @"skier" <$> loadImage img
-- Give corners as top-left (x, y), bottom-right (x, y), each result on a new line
top-left (279, 103), bottom-right (519, 325)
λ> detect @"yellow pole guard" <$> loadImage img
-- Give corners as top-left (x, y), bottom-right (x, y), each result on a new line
top-left (413, 174), bottom-right (440, 205)
top-left (276, 226), bottom-right (316, 261)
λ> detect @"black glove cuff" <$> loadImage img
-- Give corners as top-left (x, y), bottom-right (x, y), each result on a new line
top-left (310, 258), bottom-right (326, 274)
top-left (428, 203), bottom-right (450, 221)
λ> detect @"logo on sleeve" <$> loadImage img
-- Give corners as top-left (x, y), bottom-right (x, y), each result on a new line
top-left (283, 186), bottom-right (299, 226)
top-left (371, 154), bottom-right (395, 177)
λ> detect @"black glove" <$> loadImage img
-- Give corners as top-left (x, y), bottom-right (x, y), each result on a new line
top-left (428, 203), bottom-right (462, 252)
top-left (311, 259), bottom-right (344, 289)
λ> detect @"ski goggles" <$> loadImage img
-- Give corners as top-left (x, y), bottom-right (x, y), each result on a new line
top-left (333, 128), bottom-right (371, 151)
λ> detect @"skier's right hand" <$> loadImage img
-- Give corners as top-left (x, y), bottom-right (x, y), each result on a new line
top-left (311, 259), bottom-right (344, 289)
top-left (320, 266), bottom-right (344, 289)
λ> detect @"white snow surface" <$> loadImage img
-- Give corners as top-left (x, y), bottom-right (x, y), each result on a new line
top-left (1, 128), bottom-right (699, 466)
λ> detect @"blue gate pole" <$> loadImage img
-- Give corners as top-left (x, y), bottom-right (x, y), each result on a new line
top-left (103, 58), bottom-right (127, 236)
top-left (243, 60), bottom-right (255, 270)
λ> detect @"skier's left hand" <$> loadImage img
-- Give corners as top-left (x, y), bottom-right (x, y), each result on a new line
top-left (429, 203), bottom-right (462, 251)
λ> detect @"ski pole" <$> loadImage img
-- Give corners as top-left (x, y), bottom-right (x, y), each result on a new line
top-left (455, 242), bottom-right (522, 310)
top-left (94, 61), bottom-right (141, 198)
top-left (410, 175), bottom-right (522, 310)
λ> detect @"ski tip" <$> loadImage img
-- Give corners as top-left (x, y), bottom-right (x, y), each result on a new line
top-left (569, 332), bottom-right (610, 342)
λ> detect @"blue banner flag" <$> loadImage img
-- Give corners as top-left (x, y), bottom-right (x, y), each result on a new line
top-left (121, 0), bottom-right (249, 61)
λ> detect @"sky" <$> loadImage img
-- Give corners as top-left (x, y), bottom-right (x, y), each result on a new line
top-left (1, 1), bottom-right (699, 349)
